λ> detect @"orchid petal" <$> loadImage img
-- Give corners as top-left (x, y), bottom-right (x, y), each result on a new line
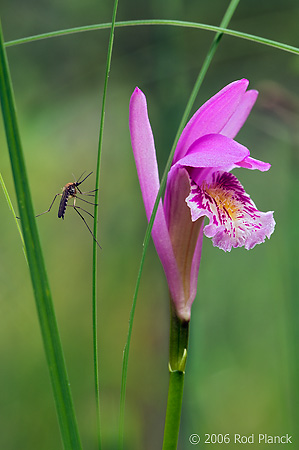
top-left (129, 87), bottom-right (184, 303)
top-left (173, 134), bottom-right (249, 169)
top-left (220, 89), bottom-right (258, 138)
top-left (173, 79), bottom-right (249, 163)
top-left (237, 156), bottom-right (271, 171)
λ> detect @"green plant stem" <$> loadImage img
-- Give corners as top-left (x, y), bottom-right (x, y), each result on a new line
top-left (119, 2), bottom-right (240, 449)
top-left (162, 305), bottom-right (189, 450)
top-left (0, 19), bottom-right (82, 450)
top-left (163, 372), bottom-right (185, 450)
top-left (4, 20), bottom-right (299, 56)
top-left (91, 0), bottom-right (119, 448)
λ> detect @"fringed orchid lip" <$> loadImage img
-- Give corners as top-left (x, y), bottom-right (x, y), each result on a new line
top-left (186, 171), bottom-right (275, 252)
top-left (129, 80), bottom-right (275, 321)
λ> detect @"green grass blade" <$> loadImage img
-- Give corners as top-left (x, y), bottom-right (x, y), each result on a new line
top-left (0, 19), bottom-right (82, 450)
top-left (4, 19), bottom-right (299, 56)
top-left (91, 0), bottom-right (120, 448)
top-left (118, 1), bottom-right (240, 448)
top-left (0, 171), bottom-right (27, 262)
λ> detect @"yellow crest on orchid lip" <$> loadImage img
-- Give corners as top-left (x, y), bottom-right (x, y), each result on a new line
top-left (202, 179), bottom-right (240, 221)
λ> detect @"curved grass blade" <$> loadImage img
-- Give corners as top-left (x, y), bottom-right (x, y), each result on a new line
top-left (0, 19), bottom-right (82, 450)
top-left (4, 20), bottom-right (299, 56)
top-left (118, 0), bottom-right (240, 448)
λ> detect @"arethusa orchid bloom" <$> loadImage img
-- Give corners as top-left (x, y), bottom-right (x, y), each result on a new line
top-left (129, 79), bottom-right (275, 322)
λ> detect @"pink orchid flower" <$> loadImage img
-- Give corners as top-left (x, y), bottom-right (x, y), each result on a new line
top-left (129, 79), bottom-right (275, 321)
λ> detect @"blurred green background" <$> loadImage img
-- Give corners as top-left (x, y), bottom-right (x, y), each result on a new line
top-left (1, 0), bottom-right (299, 449)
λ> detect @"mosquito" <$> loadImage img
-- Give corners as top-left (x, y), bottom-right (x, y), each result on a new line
top-left (35, 172), bottom-right (101, 248)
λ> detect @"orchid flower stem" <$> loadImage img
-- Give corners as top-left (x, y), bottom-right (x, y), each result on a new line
top-left (162, 371), bottom-right (185, 450)
top-left (162, 303), bottom-right (190, 450)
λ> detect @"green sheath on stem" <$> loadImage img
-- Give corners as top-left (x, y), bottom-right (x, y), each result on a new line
top-left (169, 303), bottom-right (189, 372)
top-left (162, 303), bottom-right (190, 450)
top-left (162, 371), bottom-right (185, 450)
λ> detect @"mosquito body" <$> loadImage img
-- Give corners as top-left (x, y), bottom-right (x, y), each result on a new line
top-left (35, 172), bottom-right (101, 248)
top-left (58, 180), bottom-right (87, 219)
top-left (58, 182), bottom-right (78, 219)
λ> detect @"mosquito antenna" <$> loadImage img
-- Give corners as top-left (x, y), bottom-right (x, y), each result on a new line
top-left (75, 171), bottom-right (86, 183)
top-left (76, 172), bottom-right (93, 186)
top-left (73, 206), bottom-right (101, 248)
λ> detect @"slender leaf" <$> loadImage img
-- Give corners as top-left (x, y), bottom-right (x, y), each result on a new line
top-left (4, 20), bottom-right (299, 56)
top-left (0, 172), bottom-right (27, 262)
top-left (0, 19), bottom-right (82, 450)
top-left (91, 0), bottom-right (120, 448)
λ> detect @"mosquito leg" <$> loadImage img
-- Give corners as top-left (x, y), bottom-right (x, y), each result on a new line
top-left (77, 188), bottom-right (98, 193)
top-left (77, 193), bottom-right (96, 197)
top-left (72, 206), bottom-right (102, 249)
top-left (35, 194), bottom-right (60, 217)
top-left (16, 194), bottom-right (60, 219)
top-left (76, 196), bottom-right (98, 206)
top-left (67, 205), bottom-right (95, 219)
top-left (80, 190), bottom-right (97, 195)
top-left (76, 187), bottom-right (98, 195)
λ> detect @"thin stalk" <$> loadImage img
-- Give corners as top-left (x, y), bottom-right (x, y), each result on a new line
top-left (4, 20), bottom-right (299, 56)
top-left (0, 172), bottom-right (27, 262)
top-left (118, 257), bottom-right (144, 449)
top-left (118, 1), bottom-right (240, 449)
top-left (166, 0), bottom-right (241, 173)
top-left (0, 19), bottom-right (82, 450)
top-left (91, 0), bottom-right (119, 448)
